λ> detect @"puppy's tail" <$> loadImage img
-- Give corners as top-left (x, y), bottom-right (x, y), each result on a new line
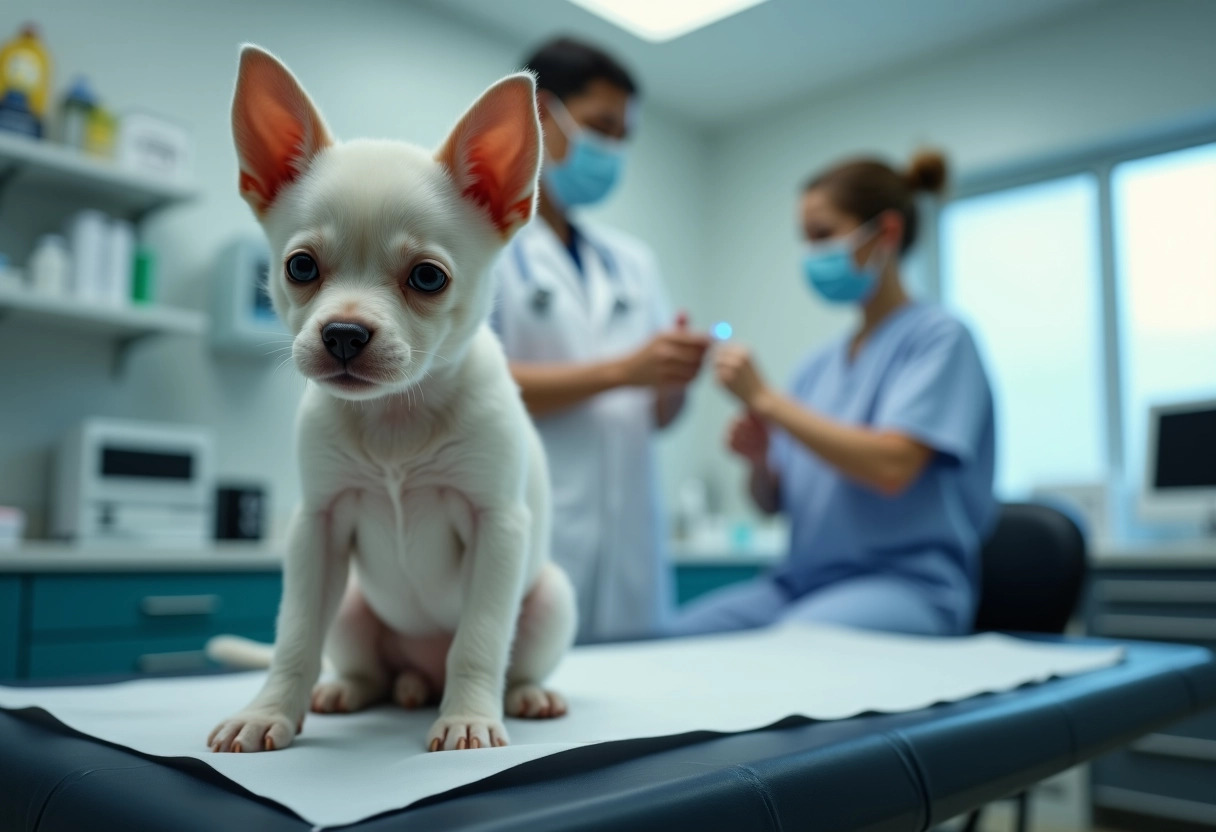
top-left (205, 635), bottom-right (275, 669)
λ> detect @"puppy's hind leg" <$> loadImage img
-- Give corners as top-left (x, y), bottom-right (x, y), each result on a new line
top-left (505, 562), bottom-right (577, 719)
top-left (311, 581), bottom-right (392, 714)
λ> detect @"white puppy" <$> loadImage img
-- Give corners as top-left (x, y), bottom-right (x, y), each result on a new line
top-left (207, 46), bottom-right (576, 754)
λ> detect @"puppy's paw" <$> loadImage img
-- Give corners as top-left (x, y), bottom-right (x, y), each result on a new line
top-left (427, 714), bottom-right (509, 751)
top-left (208, 708), bottom-right (297, 753)
top-left (505, 683), bottom-right (567, 719)
top-left (311, 677), bottom-right (385, 714)
top-left (391, 671), bottom-right (432, 710)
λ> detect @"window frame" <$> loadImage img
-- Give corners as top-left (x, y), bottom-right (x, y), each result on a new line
top-left (929, 114), bottom-right (1216, 485)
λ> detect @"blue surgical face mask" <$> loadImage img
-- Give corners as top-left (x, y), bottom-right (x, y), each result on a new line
top-left (542, 96), bottom-right (626, 208)
top-left (802, 221), bottom-right (889, 304)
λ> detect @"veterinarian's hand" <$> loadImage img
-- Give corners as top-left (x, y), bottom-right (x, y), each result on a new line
top-left (208, 705), bottom-right (300, 753)
top-left (715, 344), bottom-right (771, 408)
top-left (726, 410), bottom-right (770, 467)
top-left (622, 327), bottom-right (711, 388)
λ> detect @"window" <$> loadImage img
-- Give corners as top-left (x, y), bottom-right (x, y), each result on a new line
top-left (1113, 142), bottom-right (1216, 486)
top-left (940, 175), bottom-right (1106, 497)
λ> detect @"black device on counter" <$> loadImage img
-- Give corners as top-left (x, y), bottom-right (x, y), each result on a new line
top-left (214, 484), bottom-right (266, 540)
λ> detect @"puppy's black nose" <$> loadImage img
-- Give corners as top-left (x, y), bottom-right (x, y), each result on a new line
top-left (322, 322), bottom-right (372, 362)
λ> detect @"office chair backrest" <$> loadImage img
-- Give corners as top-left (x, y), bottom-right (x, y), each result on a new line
top-left (973, 502), bottom-right (1088, 634)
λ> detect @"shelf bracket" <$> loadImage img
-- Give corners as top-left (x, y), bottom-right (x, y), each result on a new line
top-left (112, 332), bottom-right (155, 377)
top-left (129, 203), bottom-right (157, 226)
top-left (0, 162), bottom-right (22, 213)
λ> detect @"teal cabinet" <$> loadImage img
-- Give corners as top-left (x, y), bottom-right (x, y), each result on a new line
top-left (31, 573), bottom-right (282, 636)
top-left (0, 570), bottom-right (282, 681)
top-left (674, 565), bottom-right (764, 606)
top-left (0, 578), bottom-right (18, 680)
top-left (29, 626), bottom-right (276, 678)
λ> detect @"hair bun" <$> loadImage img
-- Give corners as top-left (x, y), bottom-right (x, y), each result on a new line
top-left (905, 149), bottom-right (948, 195)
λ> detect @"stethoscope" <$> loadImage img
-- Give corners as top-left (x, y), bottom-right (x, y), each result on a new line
top-left (511, 234), bottom-right (633, 319)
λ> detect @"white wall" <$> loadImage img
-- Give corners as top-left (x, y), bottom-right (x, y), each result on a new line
top-left (692, 0), bottom-right (1216, 516)
top-left (7, 0), bottom-right (1216, 538)
top-left (0, 0), bottom-right (709, 537)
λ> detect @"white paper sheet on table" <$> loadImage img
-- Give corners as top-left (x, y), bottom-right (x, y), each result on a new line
top-left (0, 624), bottom-right (1123, 829)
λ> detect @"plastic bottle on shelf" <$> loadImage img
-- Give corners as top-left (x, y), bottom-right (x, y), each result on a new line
top-left (0, 23), bottom-right (52, 139)
top-left (132, 248), bottom-right (156, 304)
top-left (0, 89), bottom-right (39, 138)
top-left (66, 209), bottom-right (108, 301)
top-left (56, 75), bottom-right (95, 149)
top-left (28, 234), bottom-right (70, 296)
top-left (106, 219), bottom-right (134, 307)
top-left (83, 101), bottom-right (116, 158)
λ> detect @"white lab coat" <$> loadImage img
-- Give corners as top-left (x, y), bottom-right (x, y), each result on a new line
top-left (491, 218), bottom-right (672, 642)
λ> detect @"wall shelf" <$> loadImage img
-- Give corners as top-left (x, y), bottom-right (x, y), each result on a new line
top-left (0, 285), bottom-right (207, 372)
top-left (0, 132), bottom-right (196, 220)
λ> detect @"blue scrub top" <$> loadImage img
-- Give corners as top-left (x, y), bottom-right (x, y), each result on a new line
top-left (769, 302), bottom-right (997, 633)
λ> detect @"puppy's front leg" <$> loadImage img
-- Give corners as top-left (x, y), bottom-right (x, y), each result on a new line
top-left (429, 506), bottom-right (529, 751)
top-left (209, 501), bottom-right (353, 752)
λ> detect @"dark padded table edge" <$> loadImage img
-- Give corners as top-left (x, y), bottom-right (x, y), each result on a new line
top-left (1, 638), bottom-right (1213, 832)
top-left (895, 639), bottom-right (1216, 824)
top-left (0, 709), bottom-right (927, 832)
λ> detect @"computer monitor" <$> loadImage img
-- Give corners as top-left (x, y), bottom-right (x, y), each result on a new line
top-left (1142, 398), bottom-right (1216, 531)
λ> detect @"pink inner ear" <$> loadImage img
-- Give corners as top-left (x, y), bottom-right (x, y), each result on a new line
top-left (233, 51), bottom-right (331, 215)
top-left (458, 125), bottom-right (538, 236)
top-left (439, 78), bottom-right (540, 237)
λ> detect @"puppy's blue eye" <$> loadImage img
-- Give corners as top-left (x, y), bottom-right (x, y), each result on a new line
top-left (286, 253), bottom-right (319, 283)
top-left (408, 262), bottom-right (449, 294)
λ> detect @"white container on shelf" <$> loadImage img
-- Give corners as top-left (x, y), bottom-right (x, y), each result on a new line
top-left (0, 507), bottom-right (25, 550)
top-left (28, 234), bottom-right (71, 296)
top-left (66, 209), bottom-right (110, 301)
top-left (106, 219), bottom-right (134, 306)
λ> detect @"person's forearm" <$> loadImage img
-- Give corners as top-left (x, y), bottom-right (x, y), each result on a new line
top-left (751, 389), bottom-right (928, 496)
top-left (509, 360), bottom-right (629, 418)
top-left (747, 462), bottom-right (781, 515)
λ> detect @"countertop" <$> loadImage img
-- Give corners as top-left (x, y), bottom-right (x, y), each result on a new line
top-left (0, 543), bottom-right (283, 573)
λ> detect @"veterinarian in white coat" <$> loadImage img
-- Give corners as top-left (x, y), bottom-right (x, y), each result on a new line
top-left (492, 38), bottom-right (710, 641)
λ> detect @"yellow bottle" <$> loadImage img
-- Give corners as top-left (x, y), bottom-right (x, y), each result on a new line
top-left (0, 23), bottom-right (52, 138)
top-left (83, 105), bottom-right (116, 158)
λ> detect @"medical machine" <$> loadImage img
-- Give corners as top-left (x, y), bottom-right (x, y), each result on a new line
top-left (1140, 398), bottom-right (1216, 532)
top-left (210, 236), bottom-right (284, 356)
top-left (52, 418), bottom-right (215, 548)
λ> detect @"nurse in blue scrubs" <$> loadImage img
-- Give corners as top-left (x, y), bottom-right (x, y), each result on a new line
top-left (672, 151), bottom-right (997, 637)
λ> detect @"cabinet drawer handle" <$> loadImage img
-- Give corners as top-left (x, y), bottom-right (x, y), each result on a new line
top-left (137, 650), bottom-right (210, 673)
top-left (1098, 580), bottom-right (1216, 603)
top-left (1093, 614), bottom-right (1216, 641)
top-left (1132, 733), bottom-right (1216, 763)
top-left (1093, 785), bottom-right (1216, 826)
top-left (140, 594), bottom-right (221, 617)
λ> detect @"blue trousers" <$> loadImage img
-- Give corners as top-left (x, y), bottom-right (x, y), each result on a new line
top-left (669, 573), bottom-right (957, 637)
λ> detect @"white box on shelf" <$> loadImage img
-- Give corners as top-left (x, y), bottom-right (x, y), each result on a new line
top-left (211, 236), bottom-right (286, 356)
top-left (117, 111), bottom-right (192, 183)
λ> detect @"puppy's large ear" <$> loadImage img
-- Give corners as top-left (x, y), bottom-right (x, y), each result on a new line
top-left (437, 73), bottom-right (542, 239)
top-left (232, 45), bottom-right (332, 216)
